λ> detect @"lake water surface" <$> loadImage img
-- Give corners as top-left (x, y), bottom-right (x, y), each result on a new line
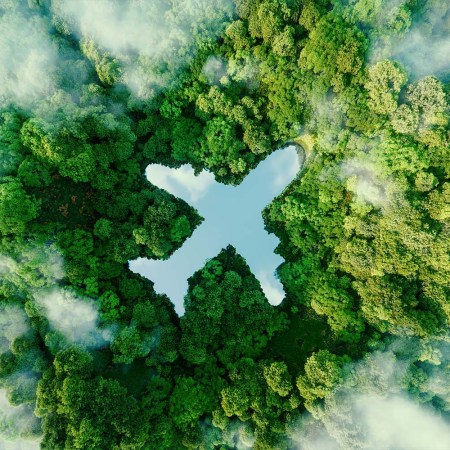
top-left (130, 144), bottom-right (303, 314)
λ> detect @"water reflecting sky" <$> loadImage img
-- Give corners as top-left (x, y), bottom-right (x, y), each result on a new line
top-left (130, 145), bottom-right (302, 315)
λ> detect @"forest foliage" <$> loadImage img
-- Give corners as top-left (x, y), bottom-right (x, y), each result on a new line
top-left (0, 0), bottom-right (449, 448)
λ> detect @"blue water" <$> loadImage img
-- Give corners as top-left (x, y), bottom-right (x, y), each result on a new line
top-left (130, 145), bottom-right (302, 314)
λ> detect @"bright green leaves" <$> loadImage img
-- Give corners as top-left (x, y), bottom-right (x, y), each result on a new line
top-left (0, 178), bottom-right (40, 235)
top-left (194, 86), bottom-right (272, 182)
top-left (338, 186), bottom-right (450, 336)
top-left (299, 13), bottom-right (367, 92)
top-left (248, 0), bottom-right (283, 43)
top-left (225, 19), bottom-right (253, 51)
top-left (1, 0), bottom-right (449, 447)
top-left (20, 90), bottom-right (136, 188)
top-left (52, 347), bottom-right (94, 378)
top-left (296, 350), bottom-right (349, 411)
top-left (309, 272), bottom-right (365, 343)
top-left (219, 357), bottom-right (299, 447)
top-left (93, 218), bottom-right (113, 240)
top-left (407, 76), bottom-right (447, 123)
top-left (169, 377), bottom-right (216, 431)
top-left (133, 191), bottom-right (198, 258)
top-left (343, 0), bottom-right (412, 33)
top-left (0, 110), bottom-right (26, 177)
top-left (355, 275), bottom-right (441, 337)
top-left (202, 117), bottom-right (246, 179)
top-left (99, 291), bottom-right (124, 323)
top-left (391, 104), bottom-right (420, 134)
top-left (272, 25), bottom-right (297, 57)
top-left (263, 361), bottom-right (292, 397)
top-left (111, 326), bottom-right (146, 364)
top-left (38, 358), bottom-right (147, 450)
top-left (59, 151), bottom-right (96, 183)
top-left (110, 298), bottom-right (174, 365)
top-left (427, 182), bottom-right (450, 221)
top-left (169, 215), bottom-right (191, 244)
top-left (105, 282), bottom-right (179, 367)
top-left (365, 72), bottom-right (450, 147)
top-left (80, 39), bottom-right (123, 86)
top-left (365, 60), bottom-right (408, 115)
top-left (180, 247), bottom-right (287, 367)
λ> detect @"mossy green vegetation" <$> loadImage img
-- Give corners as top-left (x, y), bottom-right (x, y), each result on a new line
top-left (0, 0), bottom-right (449, 448)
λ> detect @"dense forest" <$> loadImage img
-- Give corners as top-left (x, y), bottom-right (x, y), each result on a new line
top-left (0, 0), bottom-right (449, 448)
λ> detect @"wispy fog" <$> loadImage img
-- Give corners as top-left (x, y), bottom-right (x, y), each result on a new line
top-left (391, 31), bottom-right (450, 78)
top-left (0, 390), bottom-right (40, 450)
top-left (200, 419), bottom-right (255, 449)
top-left (0, 5), bottom-right (57, 109)
top-left (0, 305), bottom-right (29, 354)
top-left (369, 1), bottom-right (450, 78)
top-left (53, 0), bottom-right (234, 97)
top-left (292, 344), bottom-right (450, 450)
top-left (340, 158), bottom-right (390, 209)
top-left (33, 288), bottom-right (111, 348)
top-left (201, 56), bottom-right (229, 85)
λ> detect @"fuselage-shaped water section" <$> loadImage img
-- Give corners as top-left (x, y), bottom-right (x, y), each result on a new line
top-left (129, 144), bottom-right (304, 314)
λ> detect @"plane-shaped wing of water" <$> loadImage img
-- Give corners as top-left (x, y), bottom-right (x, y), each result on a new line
top-left (130, 144), bottom-right (302, 314)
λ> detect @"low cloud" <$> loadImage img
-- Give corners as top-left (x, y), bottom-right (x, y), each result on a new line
top-left (146, 163), bottom-right (215, 204)
top-left (391, 31), bottom-right (450, 78)
top-left (200, 419), bottom-right (255, 449)
top-left (0, 246), bottom-right (64, 291)
top-left (0, 439), bottom-right (40, 450)
top-left (33, 288), bottom-right (111, 348)
top-left (1, 246), bottom-right (110, 349)
top-left (53, 0), bottom-right (234, 97)
top-left (296, 394), bottom-right (450, 450)
top-left (356, 395), bottom-right (450, 450)
top-left (291, 344), bottom-right (450, 450)
top-left (0, 390), bottom-right (40, 449)
top-left (368, 1), bottom-right (450, 78)
top-left (226, 55), bottom-right (260, 90)
top-left (0, 256), bottom-right (19, 276)
top-left (202, 56), bottom-right (228, 85)
top-left (340, 158), bottom-right (389, 209)
top-left (0, 5), bottom-right (57, 109)
top-left (0, 305), bottom-right (30, 354)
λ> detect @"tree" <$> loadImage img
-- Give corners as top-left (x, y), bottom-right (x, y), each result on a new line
top-left (201, 116), bottom-right (246, 180)
top-left (1, 0), bottom-right (450, 446)
top-left (17, 156), bottom-right (52, 187)
top-left (180, 247), bottom-right (287, 368)
top-left (132, 191), bottom-right (198, 258)
top-left (37, 349), bottom-right (149, 449)
top-left (0, 109), bottom-right (26, 177)
top-left (80, 39), bottom-right (122, 86)
top-left (111, 326), bottom-right (145, 364)
top-left (263, 361), bottom-right (292, 397)
top-left (0, 178), bottom-right (40, 235)
top-left (169, 377), bottom-right (215, 432)
top-left (297, 350), bottom-right (349, 411)
top-left (365, 60), bottom-right (408, 115)
top-left (299, 13), bottom-right (367, 92)
top-left (407, 76), bottom-right (447, 126)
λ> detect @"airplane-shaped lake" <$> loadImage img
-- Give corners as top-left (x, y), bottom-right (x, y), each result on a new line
top-left (130, 144), bottom-right (303, 314)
